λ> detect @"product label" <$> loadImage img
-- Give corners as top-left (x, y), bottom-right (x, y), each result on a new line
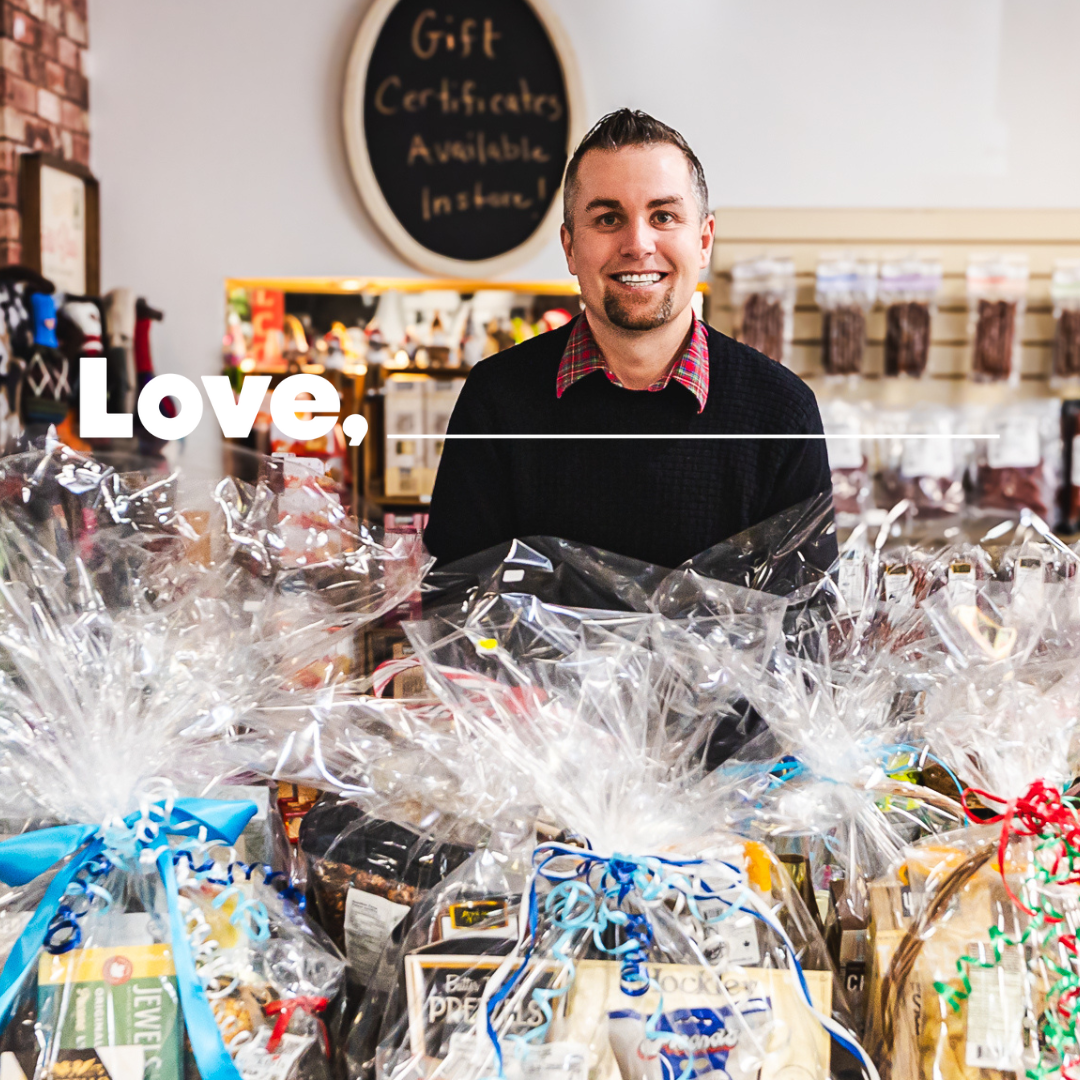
top-left (948, 562), bottom-right (978, 608)
top-left (837, 550), bottom-right (867, 611)
top-left (901, 437), bottom-right (954, 479)
top-left (884, 565), bottom-right (915, 607)
top-left (988, 417), bottom-right (1040, 469)
top-left (1012, 557), bottom-right (1045, 606)
top-left (38, 937), bottom-right (181, 1080)
top-left (439, 900), bottom-right (517, 941)
top-left (405, 955), bottom-right (558, 1061)
top-left (695, 905), bottom-right (762, 967)
top-left (826, 434), bottom-right (863, 471)
top-left (610, 1004), bottom-right (771, 1080)
top-left (521, 1042), bottom-right (589, 1080)
top-left (344, 888), bottom-right (410, 983)
top-left (566, 962), bottom-right (831, 1080)
top-left (964, 947), bottom-right (1025, 1072)
top-left (233, 1029), bottom-right (313, 1080)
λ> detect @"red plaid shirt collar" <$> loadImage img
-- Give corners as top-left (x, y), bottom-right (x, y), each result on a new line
top-left (555, 313), bottom-right (709, 413)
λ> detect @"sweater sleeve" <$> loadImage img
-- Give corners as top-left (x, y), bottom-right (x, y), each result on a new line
top-left (422, 366), bottom-right (516, 565)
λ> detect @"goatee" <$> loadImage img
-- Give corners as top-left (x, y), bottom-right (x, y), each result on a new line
top-left (602, 284), bottom-right (676, 331)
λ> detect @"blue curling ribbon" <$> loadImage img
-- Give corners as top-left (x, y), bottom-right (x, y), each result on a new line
top-left (0, 797), bottom-right (257, 1080)
top-left (483, 842), bottom-right (879, 1080)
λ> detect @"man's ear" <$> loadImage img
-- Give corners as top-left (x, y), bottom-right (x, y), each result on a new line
top-left (560, 223), bottom-right (576, 276)
top-left (699, 212), bottom-right (716, 270)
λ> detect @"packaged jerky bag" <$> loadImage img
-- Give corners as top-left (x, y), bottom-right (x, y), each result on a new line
top-left (1051, 258), bottom-right (1080, 384)
top-left (816, 258), bottom-right (877, 377)
top-left (966, 255), bottom-right (1028, 384)
top-left (878, 257), bottom-right (941, 378)
top-left (731, 257), bottom-right (797, 366)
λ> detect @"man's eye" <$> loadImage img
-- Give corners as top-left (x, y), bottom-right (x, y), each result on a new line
top-left (654, 211), bottom-right (674, 224)
top-left (598, 213), bottom-right (619, 226)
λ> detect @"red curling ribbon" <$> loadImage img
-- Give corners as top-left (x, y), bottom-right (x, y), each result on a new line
top-left (962, 779), bottom-right (1080, 916)
top-left (264, 996), bottom-right (330, 1056)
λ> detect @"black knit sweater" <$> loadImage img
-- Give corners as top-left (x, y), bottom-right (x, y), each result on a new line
top-left (423, 319), bottom-right (834, 569)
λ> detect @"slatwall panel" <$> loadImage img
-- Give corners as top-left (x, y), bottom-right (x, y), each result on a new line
top-left (710, 208), bottom-right (1080, 408)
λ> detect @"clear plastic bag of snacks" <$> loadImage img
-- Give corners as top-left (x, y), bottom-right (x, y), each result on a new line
top-left (816, 258), bottom-right (878, 377)
top-left (360, 599), bottom-right (880, 1080)
top-left (878, 406), bottom-right (968, 520)
top-left (820, 400), bottom-right (873, 522)
top-left (968, 399), bottom-right (1061, 520)
top-left (1051, 257), bottom-right (1080, 383)
top-left (879, 257), bottom-right (942, 378)
top-left (967, 255), bottom-right (1029, 383)
top-left (731, 257), bottom-right (797, 365)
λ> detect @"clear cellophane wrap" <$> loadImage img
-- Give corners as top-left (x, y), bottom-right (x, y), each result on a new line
top-left (863, 539), bottom-right (1080, 1080)
top-left (310, 592), bottom-right (881, 1080)
top-left (0, 441), bottom-right (432, 1080)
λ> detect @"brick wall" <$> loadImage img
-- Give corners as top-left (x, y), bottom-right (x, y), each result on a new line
top-left (0, 0), bottom-right (87, 265)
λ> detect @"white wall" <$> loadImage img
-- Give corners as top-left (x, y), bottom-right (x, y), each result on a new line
top-left (87, 0), bottom-right (1080, 468)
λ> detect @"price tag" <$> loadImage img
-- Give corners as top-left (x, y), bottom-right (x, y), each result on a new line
top-left (901, 437), bottom-right (954, 479)
top-left (988, 418), bottom-right (1040, 469)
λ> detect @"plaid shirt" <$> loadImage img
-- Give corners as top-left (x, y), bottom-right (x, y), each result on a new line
top-left (555, 313), bottom-right (710, 413)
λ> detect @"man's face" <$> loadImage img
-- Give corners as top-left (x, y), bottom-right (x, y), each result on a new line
top-left (561, 143), bottom-right (714, 333)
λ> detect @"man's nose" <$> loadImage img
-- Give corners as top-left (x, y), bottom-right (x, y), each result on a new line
top-left (620, 217), bottom-right (657, 261)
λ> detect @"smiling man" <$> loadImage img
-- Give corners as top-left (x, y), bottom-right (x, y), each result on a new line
top-left (424, 109), bottom-right (835, 569)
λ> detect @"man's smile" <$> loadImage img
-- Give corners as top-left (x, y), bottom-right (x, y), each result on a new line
top-left (610, 271), bottom-right (670, 289)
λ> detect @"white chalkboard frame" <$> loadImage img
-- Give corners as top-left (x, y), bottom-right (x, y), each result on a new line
top-left (342, 0), bottom-right (585, 277)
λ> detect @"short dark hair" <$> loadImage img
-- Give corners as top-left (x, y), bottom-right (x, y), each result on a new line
top-left (562, 109), bottom-right (709, 232)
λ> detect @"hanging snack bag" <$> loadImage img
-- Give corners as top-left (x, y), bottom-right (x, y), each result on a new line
top-left (816, 258), bottom-right (877, 376)
top-left (821, 399), bottom-right (872, 521)
top-left (732, 257), bottom-right (797, 365)
top-left (1051, 258), bottom-right (1080, 382)
top-left (1061, 399), bottom-right (1080, 532)
top-left (967, 254), bottom-right (1029, 383)
top-left (969, 399), bottom-right (1061, 520)
top-left (878, 406), bottom-right (967, 519)
top-left (879, 257), bottom-right (942, 377)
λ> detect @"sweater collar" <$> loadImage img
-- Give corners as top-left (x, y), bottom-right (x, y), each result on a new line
top-left (555, 313), bottom-right (709, 412)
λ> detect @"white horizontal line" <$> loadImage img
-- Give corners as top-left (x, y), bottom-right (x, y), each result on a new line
top-left (388, 433), bottom-right (999, 440)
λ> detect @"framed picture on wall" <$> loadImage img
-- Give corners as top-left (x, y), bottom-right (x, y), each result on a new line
top-left (19, 153), bottom-right (100, 295)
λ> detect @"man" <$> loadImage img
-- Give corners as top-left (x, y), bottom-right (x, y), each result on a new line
top-left (424, 109), bottom-right (834, 569)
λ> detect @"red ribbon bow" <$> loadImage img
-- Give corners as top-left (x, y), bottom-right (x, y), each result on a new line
top-left (963, 779), bottom-right (1080, 916)
top-left (264, 996), bottom-right (330, 1056)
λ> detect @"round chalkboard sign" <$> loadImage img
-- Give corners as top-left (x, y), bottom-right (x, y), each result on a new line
top-left (343, 0), bottom-right (581, 276)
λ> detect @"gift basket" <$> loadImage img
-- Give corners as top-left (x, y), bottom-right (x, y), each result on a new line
top-left (0, 438), bottom-right (434, 1080)
top-left (864, 566), bottom-right (1080, 1080)
top-left (343, 596), bottom-right (884, 1080)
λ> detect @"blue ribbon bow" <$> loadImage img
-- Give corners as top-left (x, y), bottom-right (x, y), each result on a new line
top-left (0, 797), bottom-right (257, 1080)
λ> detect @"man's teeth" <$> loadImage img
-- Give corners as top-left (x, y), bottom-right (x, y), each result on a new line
top-left (617, 273), bottom-right (662, 284)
